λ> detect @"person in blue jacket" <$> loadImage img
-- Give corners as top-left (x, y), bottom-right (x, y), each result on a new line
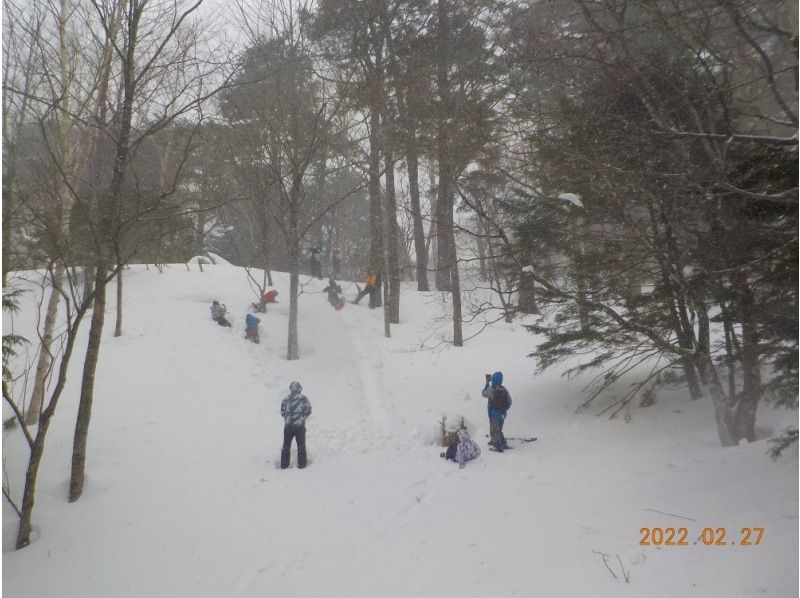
top-left (245, 313), bottom-right (261, 343)
top-left (483, 371), bottom-right (512, 452)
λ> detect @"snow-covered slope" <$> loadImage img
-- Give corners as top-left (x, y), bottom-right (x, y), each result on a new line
top-left (2, 264), bottom-right (797, 597)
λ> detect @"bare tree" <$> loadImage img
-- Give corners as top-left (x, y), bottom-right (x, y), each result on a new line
top-left (69, 0), bottom-right (229, 502)
top-left (225, 0), bottom-right (363, 359)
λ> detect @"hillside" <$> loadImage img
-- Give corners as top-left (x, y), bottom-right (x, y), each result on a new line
top-left (2, 263), bottom-right (797, 597)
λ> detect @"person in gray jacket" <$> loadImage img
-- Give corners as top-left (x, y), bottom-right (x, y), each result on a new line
top-left (280, 381), bottom-right (312, 469)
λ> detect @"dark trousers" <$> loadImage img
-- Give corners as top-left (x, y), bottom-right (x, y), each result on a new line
top-left (353, 285), bottom-right (373, 304)
top-left (489, 418), bottom-right (507, 449)
top-left (245, 326), bottom-right (260, 343)
top-left (215, 317), bottom-right (231, 327)
top-left (281, 424), bottom-right (307, 469)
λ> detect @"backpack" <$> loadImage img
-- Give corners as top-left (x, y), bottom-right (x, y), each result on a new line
top-left (491, 387), bottom-right (510, 411)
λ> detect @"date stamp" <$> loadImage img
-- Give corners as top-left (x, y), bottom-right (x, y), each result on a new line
top-left (640, 527), bottom-right (765, 546)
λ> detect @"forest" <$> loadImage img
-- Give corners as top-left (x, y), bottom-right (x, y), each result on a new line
top-left (2, 0), bottom-right (797, 554)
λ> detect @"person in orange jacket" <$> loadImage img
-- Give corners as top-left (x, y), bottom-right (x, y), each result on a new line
top-left (352, 268), bottom-right (376, 305)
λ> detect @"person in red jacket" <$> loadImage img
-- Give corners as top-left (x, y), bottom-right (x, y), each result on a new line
top-left (252, 289), bottom-right (279, 312)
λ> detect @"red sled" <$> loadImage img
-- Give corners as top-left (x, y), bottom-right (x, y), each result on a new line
top-left (329, 296), bottom-right (345, 311)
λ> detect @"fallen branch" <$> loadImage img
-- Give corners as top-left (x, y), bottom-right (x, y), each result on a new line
top-left (3, 486), bottom-right (22, 519)
top-left (643, 508), bottom-right (696, 522)
top-left (617, 554), bottom-right (630, 583)
top-left (592, 550), bottom-right (630, 584)
top-left (592, 550), bottom-right (617, 579)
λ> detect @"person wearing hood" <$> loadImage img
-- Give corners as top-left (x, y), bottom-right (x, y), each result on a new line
top-left (310, 244), bottom-right (324, 279)
top-left (483, 371), bottom-right (512, 452)
top-left (245, 313), bottom-right (261, 343)
top-left (280, 381), bottom-right (312, 469)
top-left (441, 427), bottom-right (481, 468)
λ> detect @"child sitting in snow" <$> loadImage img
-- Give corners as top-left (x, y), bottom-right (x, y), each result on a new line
top-left (252, 289), bottom-right (279, 312)
top-left (440, 427), bottom-right (481, 469)
top-left (323, 278), bottom-right (345, 311)
top-left (210, 300), bottom-right (232, 327)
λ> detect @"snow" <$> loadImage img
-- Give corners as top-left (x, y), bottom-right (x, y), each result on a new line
top-left (558, 192), bottom-right (584, 208)
top-left (2, 264), bottom-right (797, 597)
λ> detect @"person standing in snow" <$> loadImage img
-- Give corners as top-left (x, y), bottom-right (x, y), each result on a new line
top-left (440, 427), bottom-right (481, 468)
top-left (280, 381), bottom-right (312, 469)
top-left (352, 267), bottom-right (377, 305)
top-left (483, 371), bottom-right (512, 452)
top-left (245, 313), bottom-right (261, 343)
top-left (331, 248), bottom-right (342, 279)
top-left (309, 244), bottom-right (324, 279)
top-left (210, 300), bottom-right (232, 327)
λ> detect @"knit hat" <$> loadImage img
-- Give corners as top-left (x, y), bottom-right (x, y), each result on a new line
top-left (289, 381), bottom-right (302, 393)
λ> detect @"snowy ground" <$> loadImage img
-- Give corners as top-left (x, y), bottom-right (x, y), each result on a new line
top-left (2, 263), bottom-right (797, 597)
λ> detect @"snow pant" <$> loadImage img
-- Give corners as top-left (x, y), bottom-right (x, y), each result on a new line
top-left (489, 417), bottom-right (507, 449)
top-left (215, 316), bottom-right (232, 327)
top-left (245, 325), bottom-right (260, 343)
top-left (353, 285), bottom-right (373, 304)
top-left (310, 261), bottom-right (322, 279)
top-left (281, 424), bottom-right (307, 469)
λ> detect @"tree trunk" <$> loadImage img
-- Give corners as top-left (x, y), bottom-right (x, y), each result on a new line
top-left (69, 264), bottom-right (107, 502)
top-left (16, 428), bottom-right (47, 549)
top-left (26, 265), bottom-right (65, 425)
top-left (722, 303), bottom-right (738, 399)
top-left (287, 174), bottom-right (301, 361)
top-left (69, 0), bottom-right (144, 501)
top-left (733, 274), bottom-right (761, 442)
top-left (434, 0), bottom-right (453, 292)
top-left (405, 130), bottom-right (429, 291)
top-left (384, 146), bottom-right (400, 325)
top-left (703, 360), bottom-right (737, 447)
top-left (114, 265), bottom-right (123, 337)
top-left (450, 231), bottom-right (463, 347)
top-left (16, 300), bottom-right (90, 549)
top-left (82, 264), bottom-right (96, 307)
top-left (657, 258), bottom-right (702, 400)
top-left (475, 216), bottom-right (488, 281)
top-left (694, 298), bottom-right (711, 383)
top-left (2, 167), bottom-right (14, 284)
top-left (288, 251), bottom-right (300, 360)
top-left (518, 270), bottom-right (539, 315)
top-left (368, 108), bottom-right (383, 308)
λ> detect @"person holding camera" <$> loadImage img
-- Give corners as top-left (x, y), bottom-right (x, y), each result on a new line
top-left (483, 371), bottom-right (512, 452)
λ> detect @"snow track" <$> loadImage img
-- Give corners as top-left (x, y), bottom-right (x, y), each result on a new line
top-left (3, 265), bottom-right (796, 598)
